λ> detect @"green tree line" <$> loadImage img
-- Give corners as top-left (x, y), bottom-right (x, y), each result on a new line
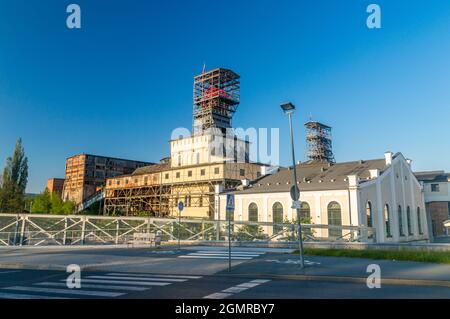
top-left (0, 138), bottom-right (75, 214)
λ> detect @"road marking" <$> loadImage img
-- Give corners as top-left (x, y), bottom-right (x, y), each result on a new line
top-left (187, 253), bottom-right (261, 257)
top-left (35, 282), bottom-right (148, 291)
top-left (0, 271), bottom-right (21, 275)
top-left (105, 273), bottom-right (202, 279)
top-left (221, 286), bottom-right (248, 294)
top-left (0, 292), bottom-right (74, 299)
top-left (179, 250), bottom-right (265, 260)
top-left (3, 286), bottom-right (124, 297)
top-left (62, 279), bottom-right (171, 286)
top-left (86, 275), bottom-right (187, 282)
top-left (179, 256), bottom-right (253, 260)
top-left (203, 292), bottom-right (233, 299)
top-left (203, 279), bottom-right (271, 299)
top-left (194, 251), bottom-right (265, 255)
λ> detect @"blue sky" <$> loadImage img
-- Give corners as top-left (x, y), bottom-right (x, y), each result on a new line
top-left (0, 0), bottom-right (449, 193)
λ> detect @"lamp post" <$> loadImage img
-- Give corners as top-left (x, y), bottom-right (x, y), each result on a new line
top-left (280, 102), bottom-right (305, 269)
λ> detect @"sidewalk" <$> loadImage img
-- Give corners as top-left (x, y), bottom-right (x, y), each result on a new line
top-left (224, 253), bottom-right (450, 285)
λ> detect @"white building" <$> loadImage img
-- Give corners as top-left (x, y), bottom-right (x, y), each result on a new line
top-left (218, 152), bottom-right (429, 243)
top-left (415, 171), bottom-right (450, 236)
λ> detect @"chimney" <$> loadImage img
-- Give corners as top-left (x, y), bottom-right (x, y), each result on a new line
top-left (241, 179), bottom-right (250, 187)
top-left (347, 175), bottom-right (359, 188)
top-left (384, 151), bottom-right (393, 166)
top-left (369, 169), bottom-right (379, 179)
top-left (406, 159), bottom-right (412, 167)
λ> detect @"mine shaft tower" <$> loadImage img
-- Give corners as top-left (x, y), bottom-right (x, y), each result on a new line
top-left (193, 68), bottom-right (240, 134)
top-left (305, 121), bottom-right (335, 163)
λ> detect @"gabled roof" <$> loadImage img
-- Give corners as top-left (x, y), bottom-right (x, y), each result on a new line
top-left (229, 158), bottom-right (388, 195)
top-left (414, 171), bottom-right (450, 183)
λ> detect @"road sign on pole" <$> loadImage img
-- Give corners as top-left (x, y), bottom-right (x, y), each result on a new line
top-left (226, 194), bottom-right (235, 272)
top-left (177, 202), bottom-right (184, 250)
top-left (290, 185), bottom-right (300, 201)
top-left (226, 194), bottom-right (235, 213)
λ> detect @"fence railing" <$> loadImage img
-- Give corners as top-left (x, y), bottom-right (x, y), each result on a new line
top-left (0, 214), bottom-right (376, 247)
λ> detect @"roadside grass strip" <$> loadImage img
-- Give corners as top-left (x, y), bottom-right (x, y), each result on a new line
top-left (293, 248), bottom-right (450, 264)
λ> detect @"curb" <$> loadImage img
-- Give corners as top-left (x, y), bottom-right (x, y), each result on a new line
top-left (223, 273), bottom-right (450, 288)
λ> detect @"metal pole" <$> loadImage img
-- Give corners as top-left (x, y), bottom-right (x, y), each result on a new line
top-left (178, 209), bottom-right (181, 250)
top-left (228, 218), bottom-right (232, 272)
top-left (287, 112), bottom-right (305, 268)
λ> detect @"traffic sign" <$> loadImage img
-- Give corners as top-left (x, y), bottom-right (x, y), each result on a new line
top-left (226, 194), bottom-right (235, 213)
top-left (178, 201), bottom-right (184, 211)
top-left (292, 200), bottom-right (301, 209)
top-left (290, 185), bottom-right (300, 201)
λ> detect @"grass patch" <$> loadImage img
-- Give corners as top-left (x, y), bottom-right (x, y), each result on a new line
top-left (293, 248), bottom-right (450, 264)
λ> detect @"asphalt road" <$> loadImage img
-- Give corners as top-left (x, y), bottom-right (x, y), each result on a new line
top-left (0, 268), bottom-right (449, 299)
top-left (0, 246), bottom-right (448, 299)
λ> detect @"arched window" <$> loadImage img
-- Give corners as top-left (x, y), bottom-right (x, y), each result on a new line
top-left (407, 206), bottom-right (412, 235)
top-left (300, 202), bottom-right (311, 221)
top-left (398, 205), bottom-right (404, 236)
top-left (417, 207), bottom-right (423, 235)
top-left (272, 202), bottom-right (283, 233)
top-left (366, 201), bottom-right (373, 227)
top-left (327, 202), bottom-right (342, 238)
top-left (248, 203), bottom-right (258, 222)
top-left (384, 204), bottom-right (392, 237)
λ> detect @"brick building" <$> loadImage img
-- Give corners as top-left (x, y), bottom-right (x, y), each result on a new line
top-left (62, 154), bottom-right (151, 205)
top-left (47, 178), bottom-right (65, 197)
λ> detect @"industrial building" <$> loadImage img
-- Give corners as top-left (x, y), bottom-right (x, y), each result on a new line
top-left (62, 154), bottom-right (151, 205)
top-left (47, 178), bottom-right (65, 197)
top-left (103, 68), bottom-right (269, 218)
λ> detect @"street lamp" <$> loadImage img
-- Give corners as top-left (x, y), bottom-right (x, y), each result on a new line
top-left (280, 102), bottom-right (305, 269)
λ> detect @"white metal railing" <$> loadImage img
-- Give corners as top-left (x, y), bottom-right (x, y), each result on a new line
top-left (0, 213), bottom-right (376, 247)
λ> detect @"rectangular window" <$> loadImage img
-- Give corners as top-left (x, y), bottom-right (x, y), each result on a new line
top-left (144, 176), bottom-right (148, 185)
top-left (188, 170), bottom-right (192, 177)
top-left (240, 169), bottom-right (245, 176)
top-left (200, 169), bottom-right (206, 176)
top-left (165, 173), bottom-right (169, 179)
top-left (214, 167), bottom-right (220, 174)
top-left (431, 184), bottom-right (440, 192)
top-left (176, 172), bottom-right (180, 178)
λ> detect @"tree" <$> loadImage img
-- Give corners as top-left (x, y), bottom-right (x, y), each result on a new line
top-left (0, 138), bottom-right (28, 213)
top-left (31, 189), bottom-right (75, 215)
top-left (31, 189), bottom-right (52, 214)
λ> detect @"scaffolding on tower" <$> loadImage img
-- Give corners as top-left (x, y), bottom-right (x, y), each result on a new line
top-left (305, 121), bottom-right (335, 163)
top-left (193, 68), bottom-right (240, 135)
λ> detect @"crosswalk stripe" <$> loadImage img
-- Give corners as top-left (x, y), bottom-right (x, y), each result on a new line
top-left (178, 255), bottom-right (252, 260)
top-left (35, 282), bottom-right (148, 291)
top-left (235, 282), bottom-right (260, 288)
top-left (195, 251), bottom-right (265, 255)
top-left (86, 276), bottom-right (187, 282)
top-left (3, 286), bottom-right (123, 297)
top-left (250, 279), bottom-right (271, 284)
top-left (0, 271), bottom-right (21, 275)
top-left (187, 253), bottom-right (261, 257)
top-left (203, 292), bottom-right (232, 299)
top-left (105, 273), bottom-right (202, 279)
top-left (0, 292), bottom-right (74, 299)
top-left (62, 279), bottom-right (171, 286)
top-left (221, 286), bottom-right (249, 294)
